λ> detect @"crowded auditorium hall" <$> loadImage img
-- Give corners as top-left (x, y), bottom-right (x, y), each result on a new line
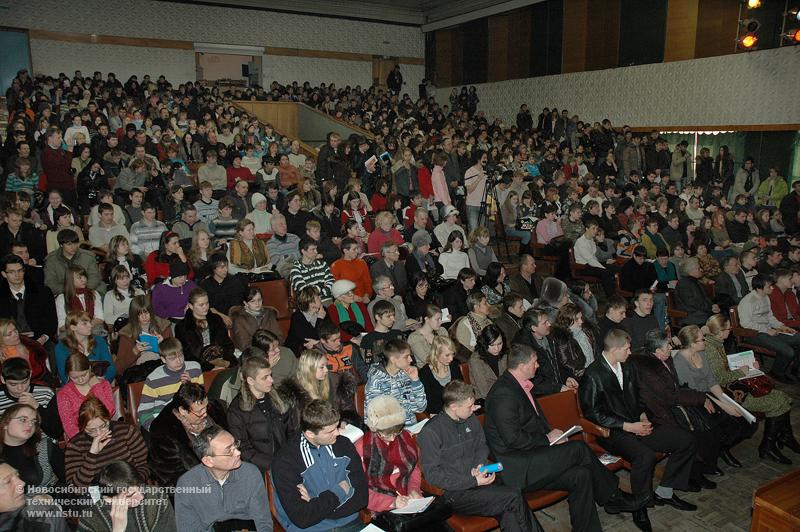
top-left (1, 0), bottom-right (800, 530)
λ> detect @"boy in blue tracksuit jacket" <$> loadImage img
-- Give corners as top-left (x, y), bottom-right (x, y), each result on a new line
top-left (271, 400), bottom-right (368, 532)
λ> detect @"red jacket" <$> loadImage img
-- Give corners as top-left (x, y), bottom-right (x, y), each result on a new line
top-left (769, 287), bottom-right (800, 328)
top-left (41, 146), bottom-right (74, 191)
top-left (418, 166), bottom-right (433, 199)
top-left (226, 166), bottom-right (254, 189)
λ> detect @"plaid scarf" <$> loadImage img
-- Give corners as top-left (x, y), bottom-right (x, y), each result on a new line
top-left (361, 430), bottom-right (418, 496)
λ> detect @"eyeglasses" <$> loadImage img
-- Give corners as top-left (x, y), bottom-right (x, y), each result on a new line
top-left (85, 420), bottom-right (110, 435)
top-left (381, 284), bottom-right (395, 290)
top-left (210, 439), bottom-right (241, 457)
top-left (11, 416), bottom-right (39, 427)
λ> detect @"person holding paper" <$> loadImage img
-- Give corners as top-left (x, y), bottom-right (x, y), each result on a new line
top-left (620, 246), bottom-right (667, 331)
top-left (636, 329), bottom-right (751, 486)
top-left (484, 343), bottom-right (648, 532)
top-left (704, 314), bottom-right (799, 464)
top-left (353, 395), bottom-right (428, 514)
top-left (580, 329), bottom-right (698, 532)
top-left (737, 274), bottom-right (800, 383)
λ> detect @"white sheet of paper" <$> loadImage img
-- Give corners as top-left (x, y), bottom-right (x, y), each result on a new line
top-left (360, 524), bottom-right (386, 532)
top-left (405, 418), bottom-right (429, 435)
top-left (707, 393), bottom-right (757, 424)
top-left (340, 423), bottom-right (364, 443)
top-left (391, 496), bottom-right (435, 514)
top-left (549, 424), bottom-right (583, 446)
top-left (441, 308), bottom-right (451, 322)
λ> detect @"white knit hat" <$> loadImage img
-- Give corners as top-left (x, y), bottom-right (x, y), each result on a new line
top-left (331, 279), bottom-right (357, 299)
top-left (366, 395), bottom-right (407, 431)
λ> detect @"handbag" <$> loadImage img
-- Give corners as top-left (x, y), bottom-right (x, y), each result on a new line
top-left (740, 374), bottom-right (773, 397)
top-left (371, 496), bottom-right (453, 532)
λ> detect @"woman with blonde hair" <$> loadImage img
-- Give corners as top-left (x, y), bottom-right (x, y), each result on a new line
top-left (276, 349), bottom-right (359, 434)
top-left (56, 353), bottom-right (116, 440)
top-left (226, 355), bottom-right (289, 472)
top-left (0, 319), bottom-right (52, 385)
top-left (467, 226), bottom-right (498, 277)
top-left (54, 310), bottom-right (115, 385)
top-left (704, 314), bottom-right (798, 464)
top-left (673, 325), bottom-right (757, 473)
top-left (367, 211), bottom-right (404, 254)
top-left (419, 336), bottom-right (463, 414)
top-left (298, 176), bottom-right (321, 211)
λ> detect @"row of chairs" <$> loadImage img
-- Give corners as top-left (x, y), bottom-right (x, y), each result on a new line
top-left (312, 366), bottom-right (649, 532)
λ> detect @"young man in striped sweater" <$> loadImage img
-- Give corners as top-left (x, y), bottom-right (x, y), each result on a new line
top-left (138, 337), bottom-right (203, 430)
top-left (289, 238), bottom-right (334, 300)
top-left (129, 203), bottom-right (167, 258)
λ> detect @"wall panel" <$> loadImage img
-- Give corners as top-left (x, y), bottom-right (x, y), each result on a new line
top-left (488, 15), bottom-right (511, 82)
top-left (664, 0), bottom-right (700, 62)
top-left (561, 0), bottom-right (588, 73)
top-left (439, 46), bottom-right (800, 129)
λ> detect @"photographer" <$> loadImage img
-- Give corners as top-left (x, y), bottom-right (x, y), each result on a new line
top-left (464, 150), bottom-right (488, 232)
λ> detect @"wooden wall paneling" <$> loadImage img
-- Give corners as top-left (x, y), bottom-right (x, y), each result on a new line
top-left (508, 8), bottom-right (532, 80)
top-left (695, 0), bottom-right (741, 59)
top-left (435, 28), bottom-right (455, 87)
top-left (28, 29), bottom-right (193, 49)
top-left (488, 14), bottom-right (511, 82)
top-left (584, 0), bottom-right (620, 71)
top-left (664, 0), bottom-right (700, 62)
top-left (236, 101), bottom-right (299, 139)
top-left (561, 0), bottom-right (589, 73)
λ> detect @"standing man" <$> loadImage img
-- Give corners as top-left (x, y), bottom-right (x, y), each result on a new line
top-left (175, 425), bottom-right (272, 531)
top-left (386, 65), bottom-right (403, 94)
top-left (484, 343), bottom-right (646, 531)
top-left (580, 329), bottom-right (698, 532)
top-left (41, 127), bottom-right (76, 207)
top-left (464, 150), bottom-right (488, 232)
top-left (418, 380), bottom-right (543, 531)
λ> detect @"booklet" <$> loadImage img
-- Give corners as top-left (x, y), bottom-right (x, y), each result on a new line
top-left (727, 350), bottom-right (764, 379)
top-left (138, 333), bottom-right (160, 354)
top-left (340, 423), bottom-right (364, 444)
top-left (391, 496), bottom-right (435, 514)
top-left (549, 424), bottom-right (583, 446)
top-left (441, 308), bottom-right (451, 323)
top-left (598, 453), bottom-right (621, 465)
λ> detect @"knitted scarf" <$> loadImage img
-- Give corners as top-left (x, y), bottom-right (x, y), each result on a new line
top-left (69, 288), bottom-right (95, 317)
top-left (229, 238), bottom-right (269, 270)
top-left (361, 430), bottom-right (417, 496)
top-left (335, 302), bottom-right (365, 327)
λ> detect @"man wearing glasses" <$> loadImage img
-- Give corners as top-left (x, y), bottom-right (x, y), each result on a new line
top-left (176, 424), bottom-right (272, 531)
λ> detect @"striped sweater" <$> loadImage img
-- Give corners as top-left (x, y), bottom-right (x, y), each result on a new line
top-left (194, 198), bottom-right (219, 225)
top-left (64, 421), bottom-right (150, 487)
top-left (129, 219), bottom-right (167, 258)
top-left (209, 216), bottom-right (239, 244)
top-left (289, 260), bottom-right (334, 299)
top-left (138, 361), bottom-right (204, 430)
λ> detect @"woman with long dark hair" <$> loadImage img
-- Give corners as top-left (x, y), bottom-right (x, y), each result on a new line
top-left (468, 324), bottom-right (506, 399)
top-left (0, 404), bottom-right (54, 489)
top-left (143, 231), bottom-right (192, 285)
top-left (174, 288), bottom-right (235, 370)
top-left (116, 294), bottom-right (173, 377)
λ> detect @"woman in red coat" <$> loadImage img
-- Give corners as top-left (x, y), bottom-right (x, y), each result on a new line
top-left (0, 319), bottom-right (53, 386)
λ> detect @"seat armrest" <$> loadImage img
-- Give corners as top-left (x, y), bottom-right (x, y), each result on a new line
top-left (579, 419), bottom-right (610, 439)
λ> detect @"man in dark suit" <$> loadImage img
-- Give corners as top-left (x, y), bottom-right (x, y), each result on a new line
top-left (508, 254), bottom-right (541, 304)
top-left (513, 308), bottom-right (578, 396)
top-left (0, 208), bottom-right (46, 265)
top-left (580, 329), bottom-right (698, 532)
top-left (0, 254), bottom-right (58, 346)
top-left (714, 256), bottom-right (750, 312)
top-left (484, 343), bottom-right (646, 532)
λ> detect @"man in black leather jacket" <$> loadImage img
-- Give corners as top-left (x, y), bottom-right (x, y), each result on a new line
top-left (579, 329), bottom-right (698, 532)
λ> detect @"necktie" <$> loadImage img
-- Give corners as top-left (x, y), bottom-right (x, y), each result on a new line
top-left (16, 292), bottom-right (23, 301)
